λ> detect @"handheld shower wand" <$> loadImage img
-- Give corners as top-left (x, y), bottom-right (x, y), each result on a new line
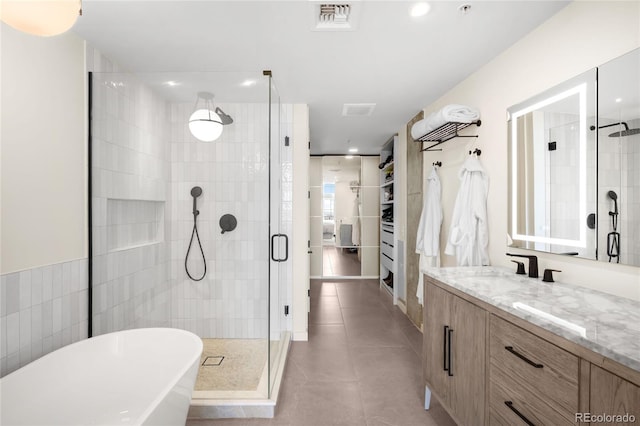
top-left (191, 186), bottom-right (202, 217)
top-left (607, 190), bottom-right (620, 263)
top-left (185, 186), bottom-right (207, 281)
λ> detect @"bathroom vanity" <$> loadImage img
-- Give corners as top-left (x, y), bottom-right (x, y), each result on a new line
top-left (422, 267), bottom-right (640, 426)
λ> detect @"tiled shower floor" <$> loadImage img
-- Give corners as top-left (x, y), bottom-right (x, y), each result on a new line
top-left (187, 278), bottom-right (457, 425)
top-left (195, 339), bottom-right (268, 392)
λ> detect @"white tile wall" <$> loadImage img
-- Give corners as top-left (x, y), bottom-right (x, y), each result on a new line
top-left (90, 49), bottom-right (172, 334)
top-left (168, 102), bottom-right (274, 339)
top-left (0, 258), bottom-right (88, 377)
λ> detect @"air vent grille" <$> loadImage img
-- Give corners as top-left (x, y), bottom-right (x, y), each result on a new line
top-left (312, 3), bottom-right (358, 31)
top-left (342, 103), bottom-right (376, 117)
top-left (319, 4), bottom-right (350, 24)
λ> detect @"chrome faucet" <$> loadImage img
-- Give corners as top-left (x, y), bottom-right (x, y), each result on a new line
top-left (506, 253), bottom-right (538, 278)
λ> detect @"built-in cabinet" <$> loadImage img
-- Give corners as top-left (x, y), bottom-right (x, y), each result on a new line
top-left (423, 282), bottom-right (486, 426)
top-left (379, 136), bottom-right (397, 301)
top-left (423, 276), bottom-right (640, 426)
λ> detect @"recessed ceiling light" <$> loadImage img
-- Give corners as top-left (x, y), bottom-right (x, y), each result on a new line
top-left (348, 147), bottom-right (358, 153)
top-left (165, 81), bottom-right (180, 87)
top-left (241, 79), bottom-right (257, 87)
top-left (410, 2), bottom-right (431, 18)
top-left (615, 98), bottom-right (622, 103)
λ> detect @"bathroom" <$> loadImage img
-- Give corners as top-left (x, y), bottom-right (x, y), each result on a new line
top-left (2, 1), bottom-right (640, 425)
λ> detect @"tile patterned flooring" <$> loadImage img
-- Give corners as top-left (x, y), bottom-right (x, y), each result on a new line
top-left (187, 278), bottom-right (457, 426)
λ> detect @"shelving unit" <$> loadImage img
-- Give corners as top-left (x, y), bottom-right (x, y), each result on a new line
top-left (416, 120), bottom-right (481, 152)
top-left (379, 136), bottom-right (397, 302)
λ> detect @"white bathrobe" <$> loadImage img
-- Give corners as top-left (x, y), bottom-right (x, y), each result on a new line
top-left (444, 155), bottom-right (490, 266)
top-left (415, 166), bottom-right (443, 305)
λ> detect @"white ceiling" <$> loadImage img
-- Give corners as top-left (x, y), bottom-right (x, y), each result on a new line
top-left (72, 0), bottom-right (569, 155)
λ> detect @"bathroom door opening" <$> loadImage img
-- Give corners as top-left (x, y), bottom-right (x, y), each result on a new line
top-left (88, 66), bottom-right (291, 404)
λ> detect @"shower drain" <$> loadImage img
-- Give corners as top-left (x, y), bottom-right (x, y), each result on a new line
top-left (202, 356), bottom-right (224, 366)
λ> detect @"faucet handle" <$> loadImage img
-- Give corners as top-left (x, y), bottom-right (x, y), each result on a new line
top-left (511, 260), bottom-right (526, 275)
top-left (542, 269), bottom-right (561, 283)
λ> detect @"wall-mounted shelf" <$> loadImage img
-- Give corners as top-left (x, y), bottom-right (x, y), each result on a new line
top-left (416, 120), bottom-right (482, 152)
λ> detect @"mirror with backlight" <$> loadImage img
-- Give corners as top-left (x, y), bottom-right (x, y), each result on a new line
top-left (507, 68), bottom-right (598, 259)
top-left (508, 48), bottom-right (640, 267)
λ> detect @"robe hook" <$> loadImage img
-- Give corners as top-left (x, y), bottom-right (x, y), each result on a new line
top-left (433, 161), bottom-right (442, 167)
top-left (469, 148), bottom-right (481, 156)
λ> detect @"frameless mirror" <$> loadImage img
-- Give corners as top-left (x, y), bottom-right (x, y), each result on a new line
top-left (507, 68), bottom-right (598, 258)
top-left (508, 47), bottom-right (640, 267)
top-left (596, 48), bottom-right (640, 266)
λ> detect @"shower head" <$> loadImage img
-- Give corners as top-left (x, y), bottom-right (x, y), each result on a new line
top-left (191, 186), bottom-right (202, 217)
top-left (215, 107), bottom-right (234, 125)
top-left (608, 190), bottom-right (618, 215)
top-left (191, 186), bottom-right (202, 198)
top-left (609, 127), bottom-right (640, 137)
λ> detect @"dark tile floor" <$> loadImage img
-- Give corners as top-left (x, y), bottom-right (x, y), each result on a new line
top-left (187, 279), bottom-right (457, 426)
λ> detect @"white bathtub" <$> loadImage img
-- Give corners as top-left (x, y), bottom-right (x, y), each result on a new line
top-left (0, 328), bottom-right (203, 426)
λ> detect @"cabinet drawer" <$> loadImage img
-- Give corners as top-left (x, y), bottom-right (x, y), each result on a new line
top-left (381, 240), bottom-right (394, 259)
top-left (490, 315), bottom-right (579, 422)
top-left (381, 228), bottom-right (394, 245)
top-left (381, 252), bottom-right (394, 271)
top-left (490, 377), bottom-right (574, 426)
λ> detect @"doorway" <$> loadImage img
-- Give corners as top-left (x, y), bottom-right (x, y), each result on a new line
top-left (309, 156), bottom-right (380, 278)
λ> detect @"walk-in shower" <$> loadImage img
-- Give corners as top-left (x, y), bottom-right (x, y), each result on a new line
top-left (88, 58), bottom-right (292, 417)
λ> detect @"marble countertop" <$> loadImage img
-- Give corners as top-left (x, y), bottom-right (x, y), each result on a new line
top-left (422, 266), bottom-right (640, 373)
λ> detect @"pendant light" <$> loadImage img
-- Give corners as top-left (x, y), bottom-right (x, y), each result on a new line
top-left (0, 0), bottom-right (82, 37)
top-left (189, 92), bottom-right (224, 142)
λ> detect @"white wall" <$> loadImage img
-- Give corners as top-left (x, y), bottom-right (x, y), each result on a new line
top-left (417, 1), bottom-right (640, 301)
top-left (1, 24), bottom-right (86, 274)
top-left (0, 23), bottom-right (88, 377)
top-left (292, 104), bottom-right (309, 341)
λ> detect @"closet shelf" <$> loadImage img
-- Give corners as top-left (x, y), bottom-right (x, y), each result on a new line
top-left (416, 120), bottom-right (482, 152)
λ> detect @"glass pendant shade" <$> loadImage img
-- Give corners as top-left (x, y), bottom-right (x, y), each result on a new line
top-left (0, 0), bottom-right (81, 37)
top-left (189, 109), bottom-right (223, 142)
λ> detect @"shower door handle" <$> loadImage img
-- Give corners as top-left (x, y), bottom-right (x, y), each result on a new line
top-left (270, 234), bottom-right (289, 262)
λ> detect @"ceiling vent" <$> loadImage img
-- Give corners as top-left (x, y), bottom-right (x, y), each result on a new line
top-left (311, 2), bottom-right (360, 31)
top-left (342, 103), bottom-right (376, 117)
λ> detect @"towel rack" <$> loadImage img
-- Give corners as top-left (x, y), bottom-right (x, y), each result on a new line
top-left (416, 120), bottom-right (482, 152)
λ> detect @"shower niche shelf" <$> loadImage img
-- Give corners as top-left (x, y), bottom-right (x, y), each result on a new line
top-left (106, 199), bottom-right (165, 252)
top-left (416, 120), bottom-right (481, 152)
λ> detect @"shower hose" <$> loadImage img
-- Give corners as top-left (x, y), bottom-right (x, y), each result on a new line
top-left (185, 214), bottom-right (207, 281)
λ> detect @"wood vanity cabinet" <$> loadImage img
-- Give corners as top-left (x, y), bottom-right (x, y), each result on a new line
top-left (489, 315), bottom-right (579, 425)
top-left (423, 281), bottom-right (487, 426)
top-left (590, 365), bottom-right (640, 425)
top-left (422, 275), bottom-right (640, 426)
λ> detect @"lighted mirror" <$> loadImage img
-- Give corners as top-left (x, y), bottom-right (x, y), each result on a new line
top-left (507, 68), bottom-right (598, 258)
top-left (507, 47), bottom-right (640, 267)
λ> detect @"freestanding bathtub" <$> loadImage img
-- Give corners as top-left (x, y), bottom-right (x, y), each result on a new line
top-left (0, 328), bottom-right (203, 426)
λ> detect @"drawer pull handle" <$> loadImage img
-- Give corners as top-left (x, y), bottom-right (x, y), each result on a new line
top-left (443, 325), bottom-right (449, 371)
top-left (504, 401), bottom-right (535, 426)
top-left (447, 328), bottom-right (454, 377)
top-left (504, 346), bottom-right (543, 369)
